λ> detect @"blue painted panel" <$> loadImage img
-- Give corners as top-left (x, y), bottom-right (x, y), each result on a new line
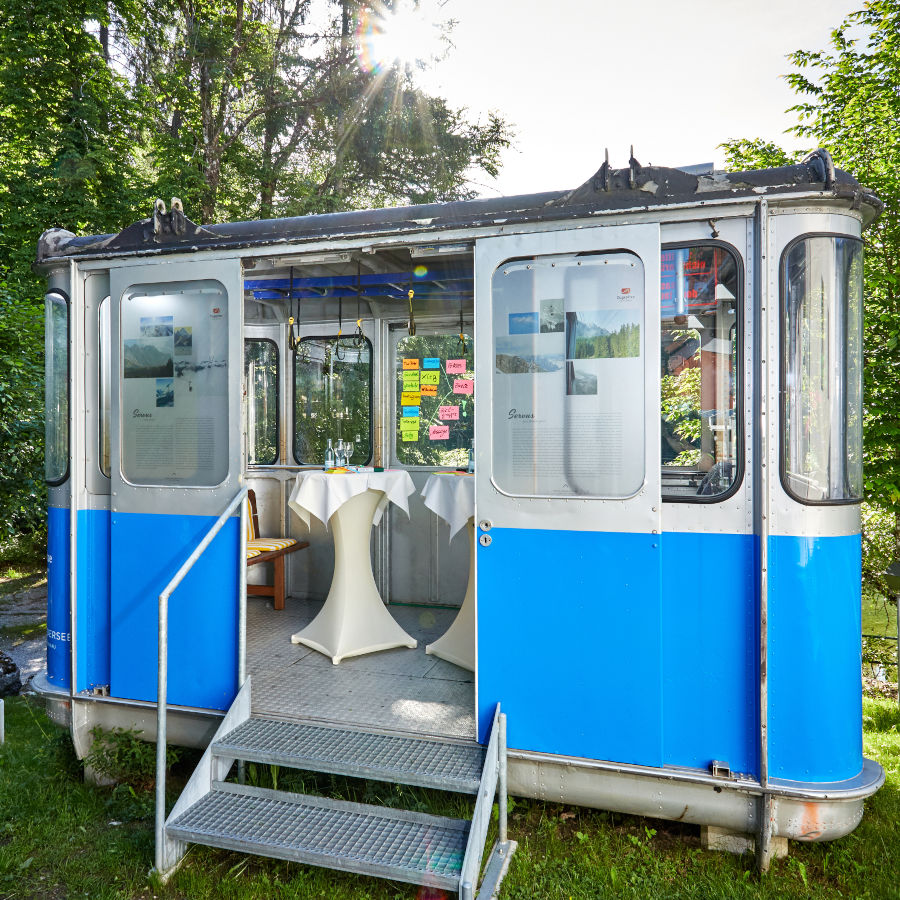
top-left (47, 505), bottom-right (71, 689)
top-left (110, 511), bottom-right (239, 710)
top-left (768, 533), bottom-right (862, 782)
top-left (75, 509), bottom-right (111, 692)
top-left (477, 527), bottom-right (662, 766)
top-left (661, 532), bottom-right (759, 777)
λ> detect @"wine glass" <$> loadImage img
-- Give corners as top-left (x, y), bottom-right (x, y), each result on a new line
top-left (346, 436), bottom-right (356, 466)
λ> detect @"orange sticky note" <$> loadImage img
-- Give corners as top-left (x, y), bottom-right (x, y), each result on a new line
top-left (402, 358), bottom-right (420, 370)
top-left (420, 384), bottom-right (438, 397)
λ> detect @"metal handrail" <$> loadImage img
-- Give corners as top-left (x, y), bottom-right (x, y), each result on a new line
top-left (154, 486), bottom-right (248, 873)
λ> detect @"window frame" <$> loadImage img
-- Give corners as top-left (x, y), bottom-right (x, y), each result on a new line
top-left (244, 337), bottom-right (280, 467)
top-left (44, 288), bottom-right (70, 487)
top-left (660, 239), bottom-right (745, 505)
top-left (292, 334), bottom-right (374, 466)
top-left (778, 232), bottom-right (864, 507)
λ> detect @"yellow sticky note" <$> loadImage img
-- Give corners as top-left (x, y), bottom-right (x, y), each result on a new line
top-left (402, 372), bottom-right (420, 390)
top-left (420, 384), bottom-right (437, 397)
top-left (419, 371), bottom-right (440, 386)
top-left (401, 391), bottom-right (420, 406)
top-left (401, 429), bottom-right (419, 442)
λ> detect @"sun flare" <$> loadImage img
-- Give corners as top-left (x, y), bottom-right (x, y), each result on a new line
top-left (356, 1), bottom-right (446, 73)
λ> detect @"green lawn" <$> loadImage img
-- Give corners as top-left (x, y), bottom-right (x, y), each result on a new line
top-left (0, 695), bottom-right (898, 899)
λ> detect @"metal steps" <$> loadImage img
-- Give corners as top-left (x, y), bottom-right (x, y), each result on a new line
top-left (212, 718), bottom-right (485, 793)
top-left (156, 678), bottom-right (515, 898)
top-left (167, 782), bottom-right (468, 891)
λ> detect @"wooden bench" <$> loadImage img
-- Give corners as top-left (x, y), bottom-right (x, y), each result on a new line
top-left (246, 488), bottom-right (309, 610)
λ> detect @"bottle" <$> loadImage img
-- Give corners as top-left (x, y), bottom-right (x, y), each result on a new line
top-left (467, 439), bottom-right (475, 474)
top-left (324, 438), bottom-right (335, 468)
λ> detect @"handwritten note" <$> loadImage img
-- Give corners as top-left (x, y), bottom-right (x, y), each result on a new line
top-left (402, 406), bottom-right (420, 417)
top-left (402, 358), bottom-right (420, 370)
top-left (446, 359), bottom-right (466, 374)
top-left (453, 379), bottom-right (474, 395)
top-left (419, 371), bottom-right (440, 386)
top-left (423, 357), bottom-right (440, 369)
top-left (429, 425), bottom-right (449, 441)
top-left (401, 391), bottom-right (420, 406)
top-left (401, 428), bottom-right (419, 442)
top-left (402, 371), bottom-right (420, 390)
top-left (420, 384), bottom-right (438, 397)
top-left (439, 405), bottom-right (460, 421)
top-left (401, 416), bottom-right (420, 429)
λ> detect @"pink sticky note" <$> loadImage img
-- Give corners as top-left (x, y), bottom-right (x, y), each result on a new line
top-left (439, 405), bottom-right (460, 421)
top-left (446, 359), bottom-right (466, 374)
top-left (429, 425), bottom-right (450, 440)
top-left (453, 378), bottom-right (474, 395)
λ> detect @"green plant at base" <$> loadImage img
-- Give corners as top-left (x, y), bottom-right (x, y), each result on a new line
top-left (85, 726), bottom-right (179, 791)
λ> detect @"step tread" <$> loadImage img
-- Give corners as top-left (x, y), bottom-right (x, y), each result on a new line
top-left (167, 786), bottom-right (467, 889)
top-left (213, 718), bottom-right (484, 792)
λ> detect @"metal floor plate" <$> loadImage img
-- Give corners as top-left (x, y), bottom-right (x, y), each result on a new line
top-left (214, 718), bottom-right (484, 792)
top-left (247, 597), bottom-right (476, 740)
top-left (167, 784), bottom-right (467, 890)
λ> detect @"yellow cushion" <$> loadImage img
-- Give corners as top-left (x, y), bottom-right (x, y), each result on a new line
top-left (248, 538), bottom-right (297, 553)
top-left (246, 546), bottom-right (263, 560)
top-left (245, 498), bottom-right (256, 541)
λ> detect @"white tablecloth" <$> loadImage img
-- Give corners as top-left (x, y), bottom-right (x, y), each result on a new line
top-left (421, 473), bottom-right (475, 539)
top-left (289, 470), bottom-right (416, 529)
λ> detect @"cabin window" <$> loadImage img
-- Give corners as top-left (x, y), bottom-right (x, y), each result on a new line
top-left (782, 235), bottom-right (863, 503)
top-left (99, 296), bottom-right (111, 477)
top-left (293, 336), bottom-right (372, 466)
top-left (120, 280), bottom-right (230, 487)
top-left (660, 245), bottom-right (741, 500)
top-left (491, 252), bottom-right (645, 497)
top-left (394, 334), bottom-right (474, 467)
top-left (244, 339), bottom-right (279, 466)
top-left (44, 291), bottom-right (69, 484)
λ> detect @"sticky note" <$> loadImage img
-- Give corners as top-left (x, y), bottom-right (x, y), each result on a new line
top-left (423, 357), bottom-right (440, 369)
top-left (401, 429), bottom-right (419, 442)
top-left (401, 391), bottom-right (420, 405)
top-left (453, 379), bottom-right (474, 395)
top-left (401, 417), bottom-right (420, 428)
top-left (402, 358), bottom-right (420, 370)
top-left (402, 372), bottom-right (420, 390)
top-left (420, 384), bottom-right (438, 397)
top-left (439, 405), bottom-right (460, 421)
top-left (402, 406), bottom-right (420, 417)
top-left (446, 359), bottom-right (466, 374)
top-left (419, 371), bottom-right (440, 386)
top-left (429, 425), bottom-right (449, 440)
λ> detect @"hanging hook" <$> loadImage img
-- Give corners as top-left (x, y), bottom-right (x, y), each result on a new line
top-left (457, 296), bottom-right (467, 354)
top-left (287, 265), bottom-right (299, 352)
top-left (354, 261), bottom-right (365, 347)
top-left (407, 287), bottom-right (416, 336)
top-left (335, 294), bottom-right (346, 360)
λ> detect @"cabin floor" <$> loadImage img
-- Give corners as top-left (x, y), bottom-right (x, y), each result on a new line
top-left (246, 597), bottom-right (476, 741)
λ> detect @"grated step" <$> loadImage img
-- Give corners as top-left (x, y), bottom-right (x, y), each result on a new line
top-left (167, 783), bottom-right (467, 891)
top-left (213, 718), bottom-right (484, 793)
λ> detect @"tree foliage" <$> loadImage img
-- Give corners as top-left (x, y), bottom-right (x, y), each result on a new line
top-left (721, 0), bottom-right (900, 587)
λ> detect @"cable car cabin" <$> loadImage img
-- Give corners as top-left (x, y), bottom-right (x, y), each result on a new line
top-left (35, 152), bottom-right (884, 886)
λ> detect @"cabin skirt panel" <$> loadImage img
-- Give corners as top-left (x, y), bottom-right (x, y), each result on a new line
top-left (47, 504), bottom-right (71, 689)
top-left (767, 533), bottom-right (863, 783)
top-left (109, 511), bottom-right (239, 710)
top-left (477, 527), bottom-right (663, 767)
top-left (660, 532), bottom-right (759, 778)
top-left (75, 509), bottom-right (111, 693)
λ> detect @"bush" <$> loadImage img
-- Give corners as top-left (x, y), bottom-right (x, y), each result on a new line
top-left (85, 726), bottom-right (179, 791)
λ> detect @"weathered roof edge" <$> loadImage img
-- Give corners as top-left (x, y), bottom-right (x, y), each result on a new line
top-left (36, 152), bottom-right (883, 265)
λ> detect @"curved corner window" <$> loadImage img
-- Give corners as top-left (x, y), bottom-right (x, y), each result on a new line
top-left (99, 296), bottom-right (111, 477)
top-left (44, 291), bottom-right (69, 484)
top-left (782, 236), bottom-right (863, 503)
top-left (244, 339), bottom-right (279, 466)
top-left (293, 336), bottom-right (372, 465)
top-left (661, 244), bottom-right (741, 500)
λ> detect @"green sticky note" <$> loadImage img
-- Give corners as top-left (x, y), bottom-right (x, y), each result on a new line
top-left (401, 417), bottom-right (420, 429)
top-left (419, 371), bottom-right (440, 385)
top-left (402, 371), bottom-right (420, 389)
top-left (401, 429), bottom-right (419, 442)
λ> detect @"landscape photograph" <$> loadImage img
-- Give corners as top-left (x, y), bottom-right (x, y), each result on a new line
top-left (495, 334), bottom-right (564, 374)
top-left (140, 314), bottom-right (174, 337)
top-left (565, 309), bottom-right (641, 359)
top-left (123, 337), bottom-right (174, 379)
top-left (508, 311), bottom-right (539, 334)
top-left (540, 298), bottom-right (564, 333)
top-left (156, 377), bottom-right (175, 407)
top-left (174, 325), bottom-right (193, 354)
top-left (566, 362), bottom-right (598, 395)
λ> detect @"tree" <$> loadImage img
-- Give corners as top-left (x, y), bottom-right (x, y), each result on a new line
top-left (721, 0), bottom-right (900, 592)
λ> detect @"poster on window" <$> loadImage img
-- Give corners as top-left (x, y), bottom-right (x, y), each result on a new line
top-left (492, 254), bottom-right (645, 497)
top-left (121, 281), bottom-right (230, 486)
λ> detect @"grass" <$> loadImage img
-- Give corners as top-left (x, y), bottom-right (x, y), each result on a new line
top-left (0, 696), bottom-right (898, 899)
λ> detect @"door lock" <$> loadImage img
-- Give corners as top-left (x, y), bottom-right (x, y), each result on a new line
top-left (479, 534), bottom-right (492, 547)
top-left (479, 519), bottom-right (492, 532)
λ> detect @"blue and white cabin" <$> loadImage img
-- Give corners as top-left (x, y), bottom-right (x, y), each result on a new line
top-left (35, 151), bottom-right (884, 883)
